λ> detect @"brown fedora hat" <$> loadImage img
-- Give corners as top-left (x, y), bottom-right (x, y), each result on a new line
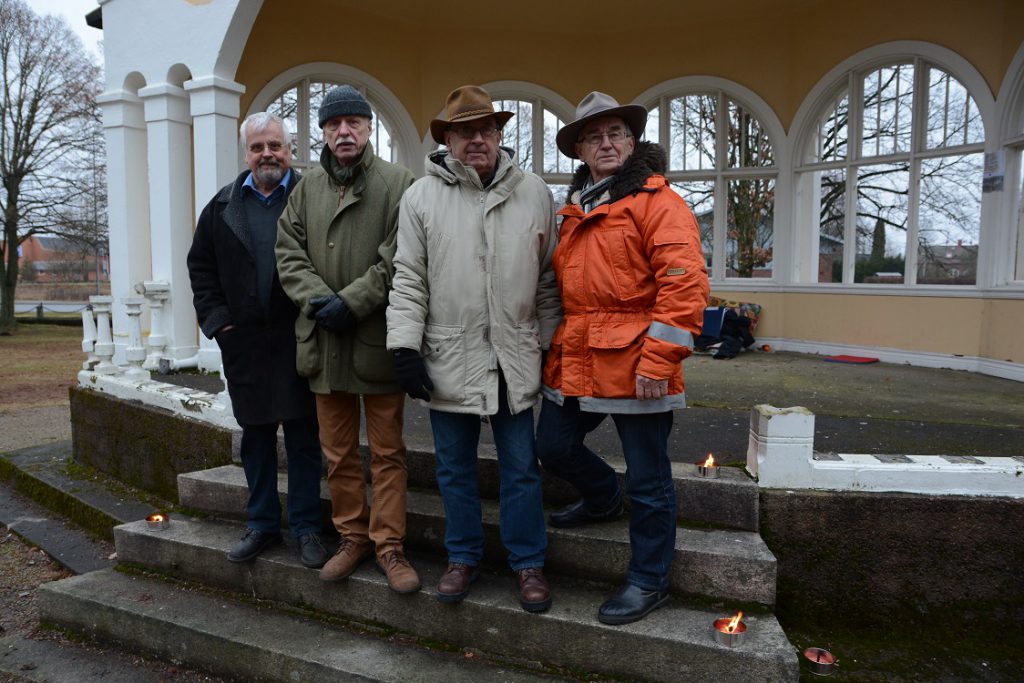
top-left (429, 85), bottom-right (514, 144)
top-left (556, 91), bottom-right (648, 159)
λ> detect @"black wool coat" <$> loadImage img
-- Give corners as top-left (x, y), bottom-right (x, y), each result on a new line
top-left (187, 170), bottom-right (316, 426)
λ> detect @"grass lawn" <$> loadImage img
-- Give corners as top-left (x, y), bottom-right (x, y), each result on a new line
top-left (0, 324), bottom-right (82, 411)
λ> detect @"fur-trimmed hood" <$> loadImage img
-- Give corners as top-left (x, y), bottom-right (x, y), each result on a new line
top-left (565, 141), bottom-right (668, 206)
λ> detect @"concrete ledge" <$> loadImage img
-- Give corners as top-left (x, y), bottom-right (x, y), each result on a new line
top-left (112, 516), bottom-right (798, 682)
top-left (39, 569), bottom-right (556, 683)
top-left (178, 465), bottom-right (776, 605)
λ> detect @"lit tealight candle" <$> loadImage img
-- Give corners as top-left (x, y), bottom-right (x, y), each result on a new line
top-left (712, 611), bottom-right (746, 647)
top-left (146, 513), bottom-right (169, 531)
top-left (697, 453), bottom-right (720, 478)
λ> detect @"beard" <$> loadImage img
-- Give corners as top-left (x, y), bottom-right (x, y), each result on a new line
top-left (254, 161), bottom-right (285, 187)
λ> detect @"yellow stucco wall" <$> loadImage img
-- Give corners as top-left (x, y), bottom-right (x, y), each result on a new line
top-left (232, 0), bottom-right (1023, 367)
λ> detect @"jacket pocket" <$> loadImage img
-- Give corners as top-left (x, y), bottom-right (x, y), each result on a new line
top-left (353, 311), bottom-right (394, 384)
top-left (422, 323), bottom-right (466, 402)
top-left (595, 228), bottom-right (643, 302)
top-left (515, 318), bottom-right (542, 397)
top-left (588, 319), bottom-right (649, 397)
top-left (294, 315), bottom-right (320, 378)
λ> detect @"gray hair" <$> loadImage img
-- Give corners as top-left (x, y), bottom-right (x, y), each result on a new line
top-left (239, 112), bottom-right (292, 149)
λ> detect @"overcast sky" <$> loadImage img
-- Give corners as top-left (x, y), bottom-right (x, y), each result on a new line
top-left (23, 0), bottom-right (103, 60)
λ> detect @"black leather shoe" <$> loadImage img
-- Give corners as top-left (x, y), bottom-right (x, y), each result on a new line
top-left (598, 584), bottom-right (670, 625)
top-left (549, 493), bottom-right (623, 528)
top-left (297, 532), bottom-right (329, 569)
top-left (227, 528), bottom-right (282, 563)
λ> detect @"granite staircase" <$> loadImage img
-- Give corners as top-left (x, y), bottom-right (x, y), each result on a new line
top-left (38, 440), bottom-right (799, 681)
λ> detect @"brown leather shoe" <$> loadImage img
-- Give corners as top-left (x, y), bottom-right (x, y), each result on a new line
top-left (318, 537), bottom-right (371, 582)
top-left (376, 549), bottom-right (422, 594)
top-left (436, 562), bottom-right (479, 604)
top-left (516, 566), bottom-right (551, 613)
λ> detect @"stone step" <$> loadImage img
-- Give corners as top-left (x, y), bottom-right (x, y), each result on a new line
top-left (179, 465), bottom-right (776, 605)
top-left (111, 516), bottom-right (798, 682)
top-left (236, 436), bottom-right (760, 531)
top-left (38, 569), bottom-right (564, 682)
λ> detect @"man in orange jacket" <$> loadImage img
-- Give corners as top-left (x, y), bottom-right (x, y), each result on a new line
top-left (537, 92), bottom-right (709, 625)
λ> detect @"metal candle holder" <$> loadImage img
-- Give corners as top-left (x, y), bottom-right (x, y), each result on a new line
top-left (146, 513), bottom-right (169, 531)
top-left (697, 463), bottom-right (720, 478)
top-left (803, 647), bottom-right (836, 676)
top-left (712, 616), bottom-right (747, 647)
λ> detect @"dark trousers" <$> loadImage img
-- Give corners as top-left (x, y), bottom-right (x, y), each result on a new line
top-left (239, 414), bottom-right (323, 537)
top-left (535, 397), bottom-right (676, 591)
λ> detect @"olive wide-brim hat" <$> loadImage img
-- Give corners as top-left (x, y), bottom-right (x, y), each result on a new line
top-left (429, 85), bottom-right (514, 144)
top-left (556, 91), bottom-right (648, 159)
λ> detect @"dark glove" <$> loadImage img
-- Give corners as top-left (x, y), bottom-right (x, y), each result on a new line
top-left (307, 294), bottom-right (354, 333)
top-left (393, 348), bottom-right (433, 401)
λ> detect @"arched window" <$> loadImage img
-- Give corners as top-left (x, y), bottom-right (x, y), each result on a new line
top-left (641, 83), bottom-right (780, 281)
top-left (799, 59), bottom-right (985, 285)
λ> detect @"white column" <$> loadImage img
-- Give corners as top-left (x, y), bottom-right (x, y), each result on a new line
top-left (184, 75), bottom-right (246, 372)
top-left (97, 90), bottom-right (152, 362)
top-left (140, 83), bottom-right (197, 361)
top-left (746, 404), bottom-right (816, 486)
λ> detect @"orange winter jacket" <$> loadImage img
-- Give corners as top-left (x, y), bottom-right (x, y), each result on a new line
top-left (542, 142), bottom-right (709, 414)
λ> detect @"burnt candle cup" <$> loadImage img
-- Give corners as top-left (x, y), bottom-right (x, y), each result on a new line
top-left (712, 617), bottom-right (747, 647)
top-left (803, 647), bottom-right (836, 676)
top-left (146, 513), bottom-right (169, 531)
top-left (697, 463), bottom-right (720, 478)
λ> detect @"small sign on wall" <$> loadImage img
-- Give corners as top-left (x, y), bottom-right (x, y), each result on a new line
top-left (983, 150), bottom-right (1004, 193)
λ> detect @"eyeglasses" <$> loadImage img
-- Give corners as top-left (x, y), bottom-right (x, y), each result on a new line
top-left (578, 129), bottom-right (632, 147)
top-left (451, 125), bottom-right (500, 140)
top-left (248, 141), bottom-right (285, 154)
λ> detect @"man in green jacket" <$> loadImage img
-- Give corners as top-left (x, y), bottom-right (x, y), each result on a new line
top-left (276, 86), bottom-right (418, 593)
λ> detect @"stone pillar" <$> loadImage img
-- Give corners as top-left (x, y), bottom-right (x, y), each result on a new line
top-left (122, 296), bottom-right (150, 381)
top-left (139, 83), bottom-right (197, 362)
top-left (97, 90), bottom-right (152, 361)
top-left (185, 75), bottom-right (246, 373)
top-left (81, 306), bottom-right (98, 370)
top-left (746, 404), bottom-right (815, 487)
top-left (142, 280), bottom-right (171, 371)
top-left (90, 295), bottom-right (119, 375)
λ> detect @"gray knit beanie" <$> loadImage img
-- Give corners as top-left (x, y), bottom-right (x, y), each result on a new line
top-left (318, 85), bottom-right (373, 128)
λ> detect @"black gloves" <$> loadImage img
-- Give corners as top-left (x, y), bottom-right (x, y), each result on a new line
top-left (393, 348), bottom-right (433, 401)
top-left (308, 294), bottom-right (354, 332)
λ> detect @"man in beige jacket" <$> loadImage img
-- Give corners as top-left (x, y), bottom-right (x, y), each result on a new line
top-left (387, 85), bottom-right (560, 612)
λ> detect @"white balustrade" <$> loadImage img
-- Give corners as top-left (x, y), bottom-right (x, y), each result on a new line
top-left (142, 280), bottom-right (171, 370)
top-left (89, 295), bottom-right (120, 375)
top-left (81, 306), bottom-right (98, 370)
top-left (122, 296), bottom-right (150, 381)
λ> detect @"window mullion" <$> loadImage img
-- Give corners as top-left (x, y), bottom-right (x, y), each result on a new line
top-left (906, 58), bottom-right (929, 285)
top-left (532, 98), bottom-right (544, 177)
top-left (845, 73), bottom-right (862, 283)
top-left (298, 79), bottom-right (310, 167)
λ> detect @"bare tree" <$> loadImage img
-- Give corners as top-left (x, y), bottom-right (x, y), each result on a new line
top-left (0, 0), bottom-right (102, 332)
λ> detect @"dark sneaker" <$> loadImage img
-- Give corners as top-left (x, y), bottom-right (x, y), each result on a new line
top-left (515, 566), bottom-right (552, 613)
top-left (548, 492), bottom-right (624, 528)
top-left (436, 562), bottom-right (480, 604)
top-left (597, 583), bottom-right (670, 625)
top-left (376, 549), bottom-right (422, 594)
top-left (318, 537), bottom-right (372, 582)
top-left (297, 532), bottom-right (328, 569)
top-left (227, 528), bottom-right (282, 563)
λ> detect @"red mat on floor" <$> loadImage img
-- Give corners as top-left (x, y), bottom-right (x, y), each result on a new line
top-left (823, 355), bottom-right (879, 364)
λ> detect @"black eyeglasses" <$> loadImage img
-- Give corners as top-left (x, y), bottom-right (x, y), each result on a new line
top-left (451, 125), bottom-right (500, 140)
top-left (578, 130), bottom-right (631, 147)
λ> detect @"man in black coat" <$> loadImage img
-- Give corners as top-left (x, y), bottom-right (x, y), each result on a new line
top-left (187, 112), bottom-right (327, 569)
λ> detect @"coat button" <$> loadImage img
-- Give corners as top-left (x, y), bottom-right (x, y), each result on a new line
top-left (328, 242), bottom-right (335, 248)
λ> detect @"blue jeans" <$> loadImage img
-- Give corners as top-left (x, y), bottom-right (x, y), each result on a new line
top-left (429, 379), bottom-right (547, 570)
top-left (239, 415), bottom-right (323, 537)
top-left (535, 397), bottom-right (676, 591)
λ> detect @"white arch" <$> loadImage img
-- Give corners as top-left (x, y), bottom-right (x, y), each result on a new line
top-left (995, 40), bottom-right (1024, 286)
top-left (247, 62), bottom-right (420, 174)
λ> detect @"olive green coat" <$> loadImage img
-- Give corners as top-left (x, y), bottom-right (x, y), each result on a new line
top-left (276, 143), bottom-right (415, 394)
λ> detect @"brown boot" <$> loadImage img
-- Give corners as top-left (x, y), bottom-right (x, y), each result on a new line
top-left (318, 537), bottom-right (372, 582)
top-left (376, 549), bottom-right (422, 594)
top-left (516, 566), bottom-right (551, 613)
top-left (436, 562), bottom-right (479, 604)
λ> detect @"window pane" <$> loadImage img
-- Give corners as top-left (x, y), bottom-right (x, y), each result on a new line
top-left (645, 104), bottom-right (660, 144)
top-left (926, 68), bottom-right (984, 149)
top-left (916, 153), bottom-right (981, 284)
top-left (671, 181), bottom-right (714, 269)
top-left (862, 63), bottom-right (915, 157)
top-left (493, 99), bottom-right (533, 171)
top-left (817, 94), bottom-right (849, 162)
top-left (855, 163), bottom-right (909, 283)
top-left (728, 99), bottom-right (773, 167)
top-left (668, 94), bottom-right (715, 171)
top-left (543, 109), bottom-right (578, 174)
top-left (548, 183), bottom-right (570, 207)
top-left (817, 168), bottom-right (846, 282)
top-left (726, 177), bottom-right (774, 278)
top-left (308, 81), bottom-right (342, 162)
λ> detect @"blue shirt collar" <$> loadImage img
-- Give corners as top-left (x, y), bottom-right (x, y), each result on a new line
top-left (241, 169), bottom-right (291, 204)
